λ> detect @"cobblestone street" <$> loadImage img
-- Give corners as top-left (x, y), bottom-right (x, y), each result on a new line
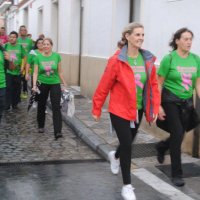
top-left (0, 98), bottom-right (100, 163)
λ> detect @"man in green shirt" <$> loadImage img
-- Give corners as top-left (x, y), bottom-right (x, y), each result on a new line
top-left (17, 25), bottom-right (33, 99)
top-left (5, 31), bottom-right (26, 110)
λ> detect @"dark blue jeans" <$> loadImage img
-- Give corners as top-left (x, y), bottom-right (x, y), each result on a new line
top-left (37, 83), bottom-right (62, 134)
top-left (6, 73), bottom-right (21, 108)
top-left (0, 87), bottom-right (6, 122)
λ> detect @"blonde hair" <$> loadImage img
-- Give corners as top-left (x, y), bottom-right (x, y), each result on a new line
top-left (118, 22), bottom-right (144, 49)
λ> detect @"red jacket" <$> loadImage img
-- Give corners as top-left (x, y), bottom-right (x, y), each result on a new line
top-left (92, 46), bottom-right (160, 122)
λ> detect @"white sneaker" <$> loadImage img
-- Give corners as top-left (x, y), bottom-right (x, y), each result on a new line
top-left (108, 151), bottom-right (120, 174)
top-left (121, 184), bottom-right (136, 200)
top-left (32, 102), bottom-right (37, 108)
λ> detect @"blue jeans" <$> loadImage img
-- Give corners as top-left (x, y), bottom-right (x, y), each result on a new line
top-left (0, 87), bottom-right (6, 122)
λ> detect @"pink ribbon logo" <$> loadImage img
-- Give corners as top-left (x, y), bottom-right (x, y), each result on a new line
top-left (10, 53), bottom-right (17, 61)
top-left (181, 73), bottom-right (192, 91)
top-left (45, 65), bottom-right (54, 76)
top-left (135, 74), bottom-right (144, 89)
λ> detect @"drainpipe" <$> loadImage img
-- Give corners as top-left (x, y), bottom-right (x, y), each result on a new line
top-left (78, 0), bottom-right (84, 86)
top-left (192, 95), bottom-right (200, 158)
top-left (129, 0), bottom-right (134, 22)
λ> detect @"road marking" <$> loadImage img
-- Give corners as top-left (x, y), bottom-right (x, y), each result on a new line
top-left (132, 168), bottom-right (194, 200)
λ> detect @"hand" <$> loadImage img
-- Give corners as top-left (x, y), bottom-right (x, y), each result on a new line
top-left (152, 113), bottom-right (158, 123)
top-left (25, 74), bottom-right (30, 81)
top-left (61, 83), bottom-right (67, 91)
top-left (4, 52), bottom-right (10, 60)
top-left (158, 106), bottom-right (166, 120)
top-left (32, 85), bottom-right (37, 92)
top-left (92, 114), bottom-right (100, 122)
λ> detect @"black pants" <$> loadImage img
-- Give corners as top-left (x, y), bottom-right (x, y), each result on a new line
top-left (37, 83), bottom-right (62, 134)
top-left (21, 75), bottom-right (27, 93)
top-left (157, 102), bottom-right (185, 178)
top-left (110, 110), bottom-right (143, 184)
top-left (6, 73), bottom-right (21, 108)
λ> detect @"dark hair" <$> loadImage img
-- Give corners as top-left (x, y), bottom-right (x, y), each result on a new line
top-left (9, 31), bottom-right (18, 38)
top-left (117, 22), bottom-right (144, 49)
top-left (19, 25), bottom-right (26, 30)
top-left (33, 38), bottom-right (43, 50)
top-left (43, 38), bottom-right (53, 46)
top-left (169, 28), bottom-right (194, 50)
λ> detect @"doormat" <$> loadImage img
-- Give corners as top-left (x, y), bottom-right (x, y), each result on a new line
top-left (156, 163), bottom-right (200, 178)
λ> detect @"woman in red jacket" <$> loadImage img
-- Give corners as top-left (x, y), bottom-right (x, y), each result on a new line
top-left (92, 22), bottom-right (160, 200)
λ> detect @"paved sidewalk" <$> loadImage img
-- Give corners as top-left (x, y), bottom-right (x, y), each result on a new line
top-left (63, 86), bottom-right (200, 167)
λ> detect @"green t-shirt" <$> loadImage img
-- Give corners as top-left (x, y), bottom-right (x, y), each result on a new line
top-left (27, 49), bottom-right (42, 75)
top-left (0, 50), bottom-right (5, 88)
top-left (128, 53), bottom-right (146, 109)
top-left (34, 52), bottom-right (61, 84)
top-left (4, 43), bottom-right (26, 75)
top-left (17, 37), bottom-right (33, 54)
top-left (158, 51), bottom-right (200, 99)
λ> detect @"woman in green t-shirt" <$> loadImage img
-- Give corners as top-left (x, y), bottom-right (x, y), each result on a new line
top-left (32, 38), bottom-right (67, 140)
top-left (25, 38), bottom-right (44, 86)
top-left (156, 28), bottom-right (200, 187)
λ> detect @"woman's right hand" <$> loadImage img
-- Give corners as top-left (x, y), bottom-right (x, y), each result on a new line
top-left (32, 85), bottom-right (37, 92)
top-left (158, 106), bottom-right (166, 120)
top-left (92, 114), bottom-right (100, 122)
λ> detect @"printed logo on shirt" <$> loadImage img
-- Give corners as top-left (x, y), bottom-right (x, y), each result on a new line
top-left (41, 61), bottom-right (56, 76)
top-left (131, 66), bottom-right (145, 89)
top-left (177, 66), bottom-right (196, 91)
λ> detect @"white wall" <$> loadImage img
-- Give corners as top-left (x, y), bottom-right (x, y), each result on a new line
top-left (141, 0), bottom-right (200, 62)
top-left (82, 0), bottom-right (129, 58)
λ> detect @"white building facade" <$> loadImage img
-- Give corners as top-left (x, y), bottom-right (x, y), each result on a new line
top-left (3, 0), bottom-right (200, 97)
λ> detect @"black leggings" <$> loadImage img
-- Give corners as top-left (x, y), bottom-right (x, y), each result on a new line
top-left (158, 102), bottom-right (185, 177)
top-left (37, 83), bottom-right (62, 134)
top-left (110, 110), bottom-right (143, 184)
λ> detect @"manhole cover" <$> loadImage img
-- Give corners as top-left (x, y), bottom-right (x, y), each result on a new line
top-left (131, 143), bottom-right (169, 158)
top-left (156, 163), bottom-right (200, 178)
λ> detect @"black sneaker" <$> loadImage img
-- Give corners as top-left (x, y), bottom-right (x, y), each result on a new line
top-left (12, 105), bottom-right (19, 110)
top-left (38, 128), bottom-right (44, 133)
top-left (155, 143), bottom-right (165, 164)
top-left (55, 132), bottom-right (63, 140)
top-left (172, 177), bottom-right (185, 187)
top-left (5, 106), bottom-right (11, 111)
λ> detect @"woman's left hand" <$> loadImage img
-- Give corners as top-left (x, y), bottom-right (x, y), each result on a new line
top-left (152, 114), bottom-right (158, 123)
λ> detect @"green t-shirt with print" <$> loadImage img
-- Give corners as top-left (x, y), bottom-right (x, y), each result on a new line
top-left (27, 49), bottom-right (42, 75)
top-left (128, 52), bottom-right (146, 109)
top-left (4, 43), bottom-right (26, 75)
top-left (17, 37), bottom-right (33, 54)
top-left (0, 50), bottom-right (5, 88)
top-left (34, 52), bottom-right (61, 84)
top-left (158, 51), bottom-right (200, 99)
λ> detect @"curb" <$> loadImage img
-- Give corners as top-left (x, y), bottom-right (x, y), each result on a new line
top-left (62, 114), bottom-right (112, 161)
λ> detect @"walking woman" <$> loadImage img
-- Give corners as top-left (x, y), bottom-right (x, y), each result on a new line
top-left (92, 22), bottom-right (160, 200)
top-left (32, 38), bottom-right (67, 140)
top-left (25, 38), bottom-right (44, 85)
top-left (156, 28), bottom-right (200, 187)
